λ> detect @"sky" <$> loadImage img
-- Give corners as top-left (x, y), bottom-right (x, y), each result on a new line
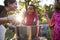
top-left (40, 0), bottom-right (54, 6)
top-left (0, 0), bottom-right (54, 6)
top-left (0, 0), bottom-right (4, 5)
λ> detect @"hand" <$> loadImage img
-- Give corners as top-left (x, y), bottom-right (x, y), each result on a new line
top-left (43, 12), bottom-right (48, 17)
top-left (7, 15), bottom-right (17, 24)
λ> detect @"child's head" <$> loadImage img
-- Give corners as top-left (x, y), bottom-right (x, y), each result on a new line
top-left (54, 0), bottom-right (60, 11)
top-left (27, 4), bottom-right (36, 13)
top-left (4, 0), bottom-right (17, 11)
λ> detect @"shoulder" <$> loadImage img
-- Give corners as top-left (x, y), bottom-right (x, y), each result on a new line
top-left (0, 5), bottom-right (4, 9)
top-left (34, 12), bottom-right (38, 16)
top-left (0, 5), bottom-right (5, 12)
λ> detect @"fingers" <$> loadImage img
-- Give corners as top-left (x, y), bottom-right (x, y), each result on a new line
top-left (43, 12), bottom-right (48, 17)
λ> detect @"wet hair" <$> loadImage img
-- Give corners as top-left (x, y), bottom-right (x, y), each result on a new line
top-left (28, 4), bottom-right (36, 11)
top-left (54, 0), bottom-right (60, 11)
top-left (4, 0), bottom-right (16, 6)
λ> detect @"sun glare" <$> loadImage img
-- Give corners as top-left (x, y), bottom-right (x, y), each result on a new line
top-left (15, 14), bottom-right (23, 23)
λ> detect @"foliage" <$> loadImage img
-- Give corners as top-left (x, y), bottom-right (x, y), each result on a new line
top-left (5, 30), bottom-right (15, 40)
top-left (44, 4), bottom-right (54, 18)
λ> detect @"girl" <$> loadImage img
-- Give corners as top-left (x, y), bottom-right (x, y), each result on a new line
top-left (0, 0), bottom-right (17, 40)
top-left (44, 0), bottom-right (60, 40)
top-left (24, 4), bottom-right (39, 40)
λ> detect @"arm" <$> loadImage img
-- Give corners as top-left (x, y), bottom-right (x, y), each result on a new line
top-left (44, 12), bottom-right (55, 26)
top-left (34, 12), bottom-right (39, 26)
top-left (0, 15), bottom-right (16, 24)
top-left (36, 20), bottom-right (39, 38)
top-left (44, 14), bottom-right (50, 24)
top-left (35, 12), bottom-right (39, 37)
top-left (23, 12), bottom-right (27, 24)
top-left (0, 17), bottom-right (8, 24)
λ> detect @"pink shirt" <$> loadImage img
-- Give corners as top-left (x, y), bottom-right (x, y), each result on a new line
top-left (49, 11), bottom-right (60, 26)
top-left (24, 12), bottom-right (39, 26)
top-left (50, 11), bottom-right (60, 40)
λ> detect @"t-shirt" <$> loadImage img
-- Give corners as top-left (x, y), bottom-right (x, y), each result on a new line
top-left (49, 11), bottom-right (60, 26)
top-left (0, 6), bottom-right (7, 38)
top-left (0, 5), bottom-right (7, 25)
top-left (24, 12), bottom-right (39, 26)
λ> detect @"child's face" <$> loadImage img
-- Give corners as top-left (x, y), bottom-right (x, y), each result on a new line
top-left (8, 2), bottom-right (17, 11)
top-left (55, 3), bottom-right (60, 11)
top-left (27, 6), bottom-right (34, 13)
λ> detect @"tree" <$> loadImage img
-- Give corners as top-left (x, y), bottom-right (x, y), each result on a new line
top-left (44, 4), bottom-right (54, 18)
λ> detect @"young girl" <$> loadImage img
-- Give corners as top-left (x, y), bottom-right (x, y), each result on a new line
top-left (24, 4), bottom-right (39, 40)
top-left (44, 0), bottom-right (60, 40)
top-left (0, 0), bottom-right (17, 40)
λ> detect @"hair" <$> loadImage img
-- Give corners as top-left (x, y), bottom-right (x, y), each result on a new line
top-left (28, 4), bottom-right (36, 11)
top-left (4, 0), bottom-right (16, 6)
top-left (0, 5), bottom-right (5, 12)
top-left (54, 0), bottom-right (60, 11)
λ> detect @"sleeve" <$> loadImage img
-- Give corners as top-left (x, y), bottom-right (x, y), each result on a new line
top-left (0, 5), bottom-right (4, 12)
top-left (34, 12), bottom-right (39, 21)
top-left (49, 13), bottom-right (55, 26)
